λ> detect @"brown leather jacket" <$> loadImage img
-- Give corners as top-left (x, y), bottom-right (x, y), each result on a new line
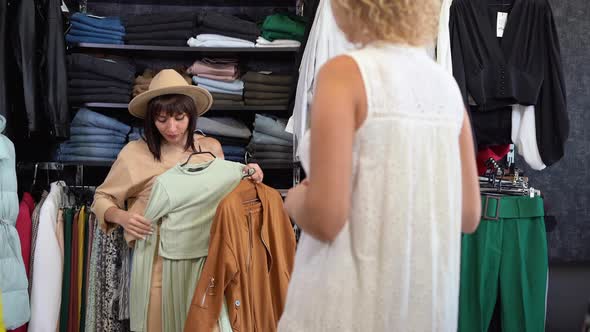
top-left (185, 181), bottom-right (296, 332)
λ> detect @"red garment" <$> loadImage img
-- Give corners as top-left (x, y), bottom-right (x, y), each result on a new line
top-left (476, 145), bottom-right (511, 175)
top-left (10, 192), bottom-right (35, 332)
top-left (15, 192), bottom-right (35, 276)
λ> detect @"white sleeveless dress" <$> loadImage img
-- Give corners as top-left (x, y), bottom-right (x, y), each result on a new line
top-left (279, 44), bottom-right (465, 332)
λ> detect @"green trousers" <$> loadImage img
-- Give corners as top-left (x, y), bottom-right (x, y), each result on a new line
top-left (459, 195), bottom-right (548, 332)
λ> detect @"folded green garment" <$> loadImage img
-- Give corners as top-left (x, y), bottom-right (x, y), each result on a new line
top-left (242, 72), bottom-right (293, 85)
top-left (244, 91), bottom-right (290, 100)
top-left (244, 98), bottom-right (289, 106)
top-left (212, 100), bottom-right (245, 106)
top-left (261, 14), bottom-right (306, 42)
top-left (211, 92), bottom-right (244, 101)
top-left (244, 82), bottom-right (291, 93)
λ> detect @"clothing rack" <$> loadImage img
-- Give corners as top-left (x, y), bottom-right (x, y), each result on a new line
top-left (17, 161), bottom-right (110, 187)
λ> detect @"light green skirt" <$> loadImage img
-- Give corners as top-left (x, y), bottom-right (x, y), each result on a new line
top-left (161, 257), bottom-right (232, 332)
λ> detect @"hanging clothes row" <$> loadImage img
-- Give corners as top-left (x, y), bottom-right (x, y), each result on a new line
top-left (0, 114), bottom-right (30, 331)
top-left (438, 0), bottom-right (568, 170)
top-left (21, 180), bottom-right (128, 332)
top-left (458, 168), bottom-right (548, 331)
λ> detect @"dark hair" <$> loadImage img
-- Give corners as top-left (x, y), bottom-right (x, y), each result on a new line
top-left (144, 94), bottom-right (198, 161)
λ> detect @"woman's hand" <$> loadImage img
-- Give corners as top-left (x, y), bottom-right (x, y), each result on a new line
top-left (284, 180), bottom-right (309, 223)
top-left (244, 163), bottom-right (264, 183)
top-left (109, 208), bottom-right (153, 240)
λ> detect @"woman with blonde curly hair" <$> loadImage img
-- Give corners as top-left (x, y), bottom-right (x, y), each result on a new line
top-left (279, 0), bottom-right (481, 330)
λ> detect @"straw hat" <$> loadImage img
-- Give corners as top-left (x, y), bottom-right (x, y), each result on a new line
top-left (128, 69), bottom-right (212, 118)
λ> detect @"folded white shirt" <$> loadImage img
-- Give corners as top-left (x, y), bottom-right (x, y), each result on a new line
top-left (255, 36), bottom-right (301, 48)
top-left (187, 37), bottom-right (255, 48)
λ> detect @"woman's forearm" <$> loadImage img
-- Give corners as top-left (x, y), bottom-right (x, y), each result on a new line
top-left (104, 206), bottom-right (125, 225)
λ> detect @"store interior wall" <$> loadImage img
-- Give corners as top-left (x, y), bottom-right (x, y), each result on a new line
top-left (522, 1), bottom-right (590, 331)
top-left (524, 1), bottom-right (590, 262)
top-left (547, 264), bottom-right (590, 331)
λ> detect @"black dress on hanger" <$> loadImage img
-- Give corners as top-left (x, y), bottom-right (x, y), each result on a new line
top-left (450, 0), bottom-right (568, 166)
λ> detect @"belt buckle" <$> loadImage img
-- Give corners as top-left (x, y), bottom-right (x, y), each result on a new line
top-left (483, 196), bottom-right (501, 221)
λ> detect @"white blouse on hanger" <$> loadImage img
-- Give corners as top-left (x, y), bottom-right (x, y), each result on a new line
top-left (437, 0), bottom-right (454, 73)
top-left (285, 0), bottom-right (353, 151)
top-left (28, 182), bottom-right (65, 332)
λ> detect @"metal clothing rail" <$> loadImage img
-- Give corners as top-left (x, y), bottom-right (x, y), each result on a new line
top-left (17, 161), bottom-right (112, 187)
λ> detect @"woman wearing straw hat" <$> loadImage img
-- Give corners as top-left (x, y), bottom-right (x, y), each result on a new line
top-left (91, 69), bottom-right (263, 332)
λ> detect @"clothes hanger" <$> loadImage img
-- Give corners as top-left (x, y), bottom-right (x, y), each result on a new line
top-left (180, 151), bottom-right (217, 167)
top-left (180, 141), bottom-right (217, 168)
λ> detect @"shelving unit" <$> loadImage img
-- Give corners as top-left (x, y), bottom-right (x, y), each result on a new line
top-left (62, 2), bottom-right (302, 189)
top-left (77, 102), bottom-right (290, 112)
top-left (68, 43), bottom-right (299, 54)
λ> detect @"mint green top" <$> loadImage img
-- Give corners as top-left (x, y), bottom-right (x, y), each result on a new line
top-left (130, 158), bottom-right (244, 331)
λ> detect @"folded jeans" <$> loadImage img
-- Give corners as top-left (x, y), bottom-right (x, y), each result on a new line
top-left (193, 76), bottom-right (244, 91)
top-left (70, 12), bottom-right (125, 32)
top-left (69, 134), bottom-right (127, 144)
top-left (66, 34), bottom-right (124, 45)
top-left (70, 126), bottom-right (128, 138)
top-left (254, 114), bottom-right (292, 141)
top-left (252, 131), bottom-right (292, 146)
top-left (68, 29), bottom-right (124, 40)
top-left (71, 108), bottom-right (131, 134)
top-left (70, 21), bottom-right (126, 37)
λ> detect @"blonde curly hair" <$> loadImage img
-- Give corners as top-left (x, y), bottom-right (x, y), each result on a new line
top-left (332, 0), bottom-right (440, 46)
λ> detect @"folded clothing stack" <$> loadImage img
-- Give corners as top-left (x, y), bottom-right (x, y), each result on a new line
top-left (66, 12), bottom-right (125, 45)
top-left (196, 117), bottom-right (251, 163)
top-left (192, 76), bottom-right (244, 106)
top-left (128, 127), bottom-right (144, 141)
top-left (260, 13), bottom-right (306, 43)
top-left (245, 58), bottom-right (294, 75)
top-left (188, 34), bottom-right (255, 48)
top-left (188, 12), bottom-right (259, 47)
top-left (54, 109), bottom-right (130, 162)
top-left (242, 72), bottom-right (293, 106)
top-left (255, 36), bottom-right (300, 48)
top-left (124, 13), bottom-right (197, 46)
top-left (247, 114), bottom-right (293, 168)
top-left (67, 54), bottom-right (135, 104)
top-left (134, 68), bottom-right (191, 97)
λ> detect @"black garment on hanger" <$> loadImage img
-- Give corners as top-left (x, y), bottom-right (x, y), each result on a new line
top-left (450, 0), bottom-right (568, 166)
top-left (11, 0), bottom-right (37, 133)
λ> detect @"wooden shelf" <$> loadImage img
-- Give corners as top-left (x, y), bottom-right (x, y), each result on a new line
top-left (77, 103), bottom-right (289, 112)
top-left (68, 43), bottom-right (299, 54)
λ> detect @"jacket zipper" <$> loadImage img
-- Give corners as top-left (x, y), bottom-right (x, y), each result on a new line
top-left (201, 277), bottom-right (215, 307)
top-left (247, 212), bottom-right (253, 272)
